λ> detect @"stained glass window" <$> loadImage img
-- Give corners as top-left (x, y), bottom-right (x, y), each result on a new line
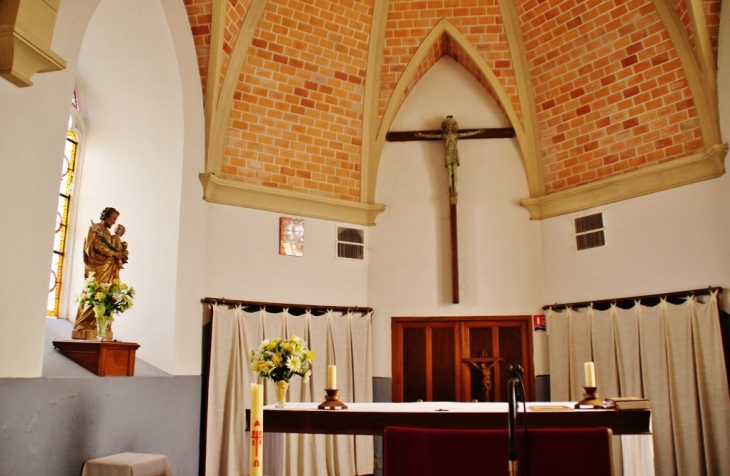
top-left (47, 92), bottom-right (80, 317)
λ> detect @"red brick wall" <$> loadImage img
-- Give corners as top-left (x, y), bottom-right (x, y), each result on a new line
top-left (380, 1), bottom-right (519, 131)
top-left (706, 0), bottom-right (722, 58)
top-left (184, 0), bottom-right (212, 99)
top-left (187, 0), bottom-right (722, 200)
top-left (219, 0), bottom-right (374, 201)
top-left (220, 0), bottom-right (253, 94)
top-left (519, 0), bottom-right (703, 193)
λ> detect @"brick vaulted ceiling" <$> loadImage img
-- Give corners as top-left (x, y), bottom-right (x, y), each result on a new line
top-left (187, 0), bottom-right (725, 223)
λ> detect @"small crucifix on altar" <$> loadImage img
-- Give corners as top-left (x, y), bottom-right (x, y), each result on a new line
top-left (464, 351), bottom-right (503, 402)
top-left (386, 116), bottom-right (515, 303)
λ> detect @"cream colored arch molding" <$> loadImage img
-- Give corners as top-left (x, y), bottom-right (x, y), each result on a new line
top-left (521, 144), bottom-right (727, 219)
top-left (521, 0), bottom-right (727, 219)
top-left (367, 18), bottom-right (540, 203)
top-left (200, 173), bottom-right (385, 225)
top-left (199, 0), bottom-right (385, 226)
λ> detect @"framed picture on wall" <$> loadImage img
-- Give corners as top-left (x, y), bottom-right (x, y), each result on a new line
top-left (280, 217), bottom-right (304, 257)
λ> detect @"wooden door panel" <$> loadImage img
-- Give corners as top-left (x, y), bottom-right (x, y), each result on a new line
top-left (463, 319), bottom-right (533, 402)
top-left (431, 325), bottom-right (457, 401)
top-left (465, 326), bottom-right (494, 359)
top-left (495, 325), bottom-right (524, 402)
top-left (402, 326), bottom-right (427, 402)
top-left (392, 316), bottom-right (533, 403)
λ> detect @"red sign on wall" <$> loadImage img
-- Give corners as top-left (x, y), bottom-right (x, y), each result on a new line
top-left (533, 314), bottom-right (546, 332)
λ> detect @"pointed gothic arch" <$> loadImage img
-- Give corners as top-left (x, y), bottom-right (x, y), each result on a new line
top-left (368, 18), bottom-right (540, 204)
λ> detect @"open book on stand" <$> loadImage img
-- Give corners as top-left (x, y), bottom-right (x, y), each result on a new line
top-left (604, 397), bottom-right (650, 410)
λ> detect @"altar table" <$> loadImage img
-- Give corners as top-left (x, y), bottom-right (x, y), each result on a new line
top-left (81, 452), bottom-right (172, 476)
top-left (245, 401), bottom-right (651, 436)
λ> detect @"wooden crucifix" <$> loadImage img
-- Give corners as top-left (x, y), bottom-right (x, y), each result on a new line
top-left (386, 116), bottom-right (515, 303)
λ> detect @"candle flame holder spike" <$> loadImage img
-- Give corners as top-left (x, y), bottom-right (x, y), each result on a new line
top-left (318, 388), bottom-right (348, 410)
top-left (574, 386), bottom-right (603, 409)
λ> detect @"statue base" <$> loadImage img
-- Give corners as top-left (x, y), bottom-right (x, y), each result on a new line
top-left (53, 339), bottom-right (139, 376)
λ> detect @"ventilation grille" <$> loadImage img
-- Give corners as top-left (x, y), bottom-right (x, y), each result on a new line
top-left (337, 227), bottom-right (364, 260)
top-left (574, 213), bottom-right (606, 251)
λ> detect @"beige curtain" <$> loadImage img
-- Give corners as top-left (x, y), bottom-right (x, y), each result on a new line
top-left (548, 292), bottom-right (730, 476)
top-left (205, 305), bottom-right (374, 476)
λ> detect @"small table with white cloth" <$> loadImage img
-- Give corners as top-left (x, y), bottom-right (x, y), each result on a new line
top-left (81, 452), bottom-right (172, 476)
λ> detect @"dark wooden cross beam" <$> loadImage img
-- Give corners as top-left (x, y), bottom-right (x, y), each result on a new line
top-left (386, 127), bottom-right (515, 142)
top-left (386, 125), bottom-right (515, 304)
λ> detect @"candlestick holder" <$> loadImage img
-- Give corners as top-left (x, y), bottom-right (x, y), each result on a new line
top-left (574, 386), bottom-right (603, 408)
top-left (318, 388), bottom-right (348, 410)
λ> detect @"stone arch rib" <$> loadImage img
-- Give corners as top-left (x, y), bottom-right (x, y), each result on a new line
top-left (206, 0), bottom-right (269, 174)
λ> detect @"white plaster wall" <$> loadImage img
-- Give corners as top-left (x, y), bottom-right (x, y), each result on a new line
top-left (64, 0), bottom-right (205, 374)
top-left (370, 58), bottom-right (548, 378)
top-left (0, 0), bottom-right (101, 377)
top-left (0, 0), bottom-right (204, 377)
top-left (205, 204), bottom-right (368, 307)
top-left (540, 180), bottom-right (729, 304)
top-left (161, 0), bottom-right (207, 375)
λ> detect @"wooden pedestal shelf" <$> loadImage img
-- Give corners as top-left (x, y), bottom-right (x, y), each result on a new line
top-left (53, 340), bottom-right (140, 376)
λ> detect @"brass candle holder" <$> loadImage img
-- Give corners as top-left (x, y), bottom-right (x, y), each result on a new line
top-left (574, 386), bottom-right (603, 408)
top-left (318, 388), bottom-right (348, 410)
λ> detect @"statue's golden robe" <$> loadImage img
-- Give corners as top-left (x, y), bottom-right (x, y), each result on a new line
top-left (73, 223), bottom-right (123, 331)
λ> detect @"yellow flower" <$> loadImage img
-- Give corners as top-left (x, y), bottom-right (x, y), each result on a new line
top-left (251, 335), bottom-right (315, 382)
top-left (112, 278), bottom-right (120, 285)
top-left (94, 292), bottom-right (106, 300)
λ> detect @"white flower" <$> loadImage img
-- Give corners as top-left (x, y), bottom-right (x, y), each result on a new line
top-left (286, 356), bottom-right (302, 373)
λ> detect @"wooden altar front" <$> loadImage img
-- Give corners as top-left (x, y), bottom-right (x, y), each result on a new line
top-left (244, 401), bottom-right (651, 436)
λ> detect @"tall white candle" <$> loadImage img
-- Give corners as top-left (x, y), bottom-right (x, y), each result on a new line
top-left (327, 364), bottom-right (337, 389)
top-left (250, 383), bottom-right (264, 476)
top-left (584, 362), bottom-right (596, 387)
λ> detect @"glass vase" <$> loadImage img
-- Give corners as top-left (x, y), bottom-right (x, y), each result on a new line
top-left (96, 318), bottom-right (110, 341)
top-left (275, 380), bottom-right (289, 408)
top-left (93, 308), bottom-right (111, 342)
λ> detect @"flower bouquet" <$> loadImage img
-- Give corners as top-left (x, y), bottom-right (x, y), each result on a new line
top-left (77, 276), bottom-right (135, 340)
top-left (250, 335), bottom-right (316, 407)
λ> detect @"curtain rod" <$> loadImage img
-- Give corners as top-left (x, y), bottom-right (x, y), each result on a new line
top-left (201, 297), bottom-right (372, 314)
top-left (542, 286), bottom-right (722, 311)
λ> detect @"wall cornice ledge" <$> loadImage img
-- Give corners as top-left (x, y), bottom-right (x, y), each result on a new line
top-left (0, 0), bottom-right (66, 87)
top-left (520, 144), bottom-right (727, 220)
top-left (199, 173), bottom-right (386, 226)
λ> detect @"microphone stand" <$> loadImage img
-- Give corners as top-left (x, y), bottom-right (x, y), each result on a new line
top-left (507, 364), bottom-right (529, 476)
top-left (507, 377), bottom-right (518, 476)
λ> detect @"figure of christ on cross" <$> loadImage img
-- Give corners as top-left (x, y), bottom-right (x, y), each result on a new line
top-left (465, 355), bottom-right (503, 402)
top-left (387, 117), bottom-right (515, 303)
top-left (415, 115), bottom-right (484, 204)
